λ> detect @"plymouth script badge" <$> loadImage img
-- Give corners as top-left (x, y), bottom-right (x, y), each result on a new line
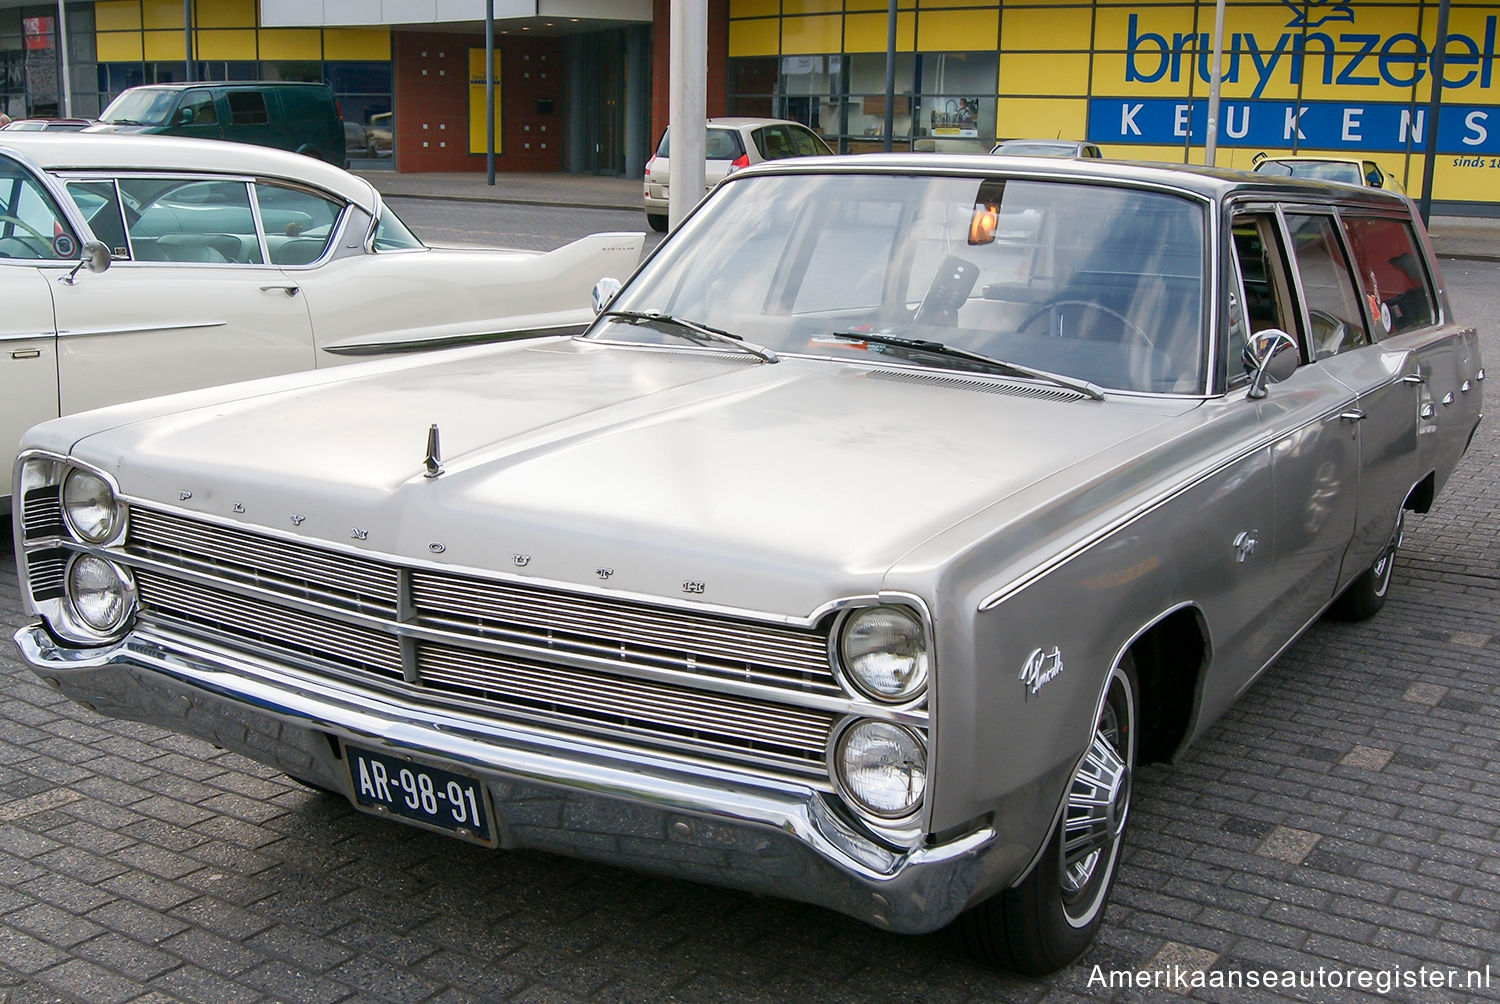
top-left (1020, 646), bottom-right (1064, 700)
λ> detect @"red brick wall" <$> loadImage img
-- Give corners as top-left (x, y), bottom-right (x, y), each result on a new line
top-left (650, 0), bottom-right (729, 147)
top-left (393, 31), bottom-right (563, 173)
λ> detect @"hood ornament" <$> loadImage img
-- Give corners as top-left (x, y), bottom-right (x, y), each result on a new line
top-left (423, 423), bottom-right (444, 479)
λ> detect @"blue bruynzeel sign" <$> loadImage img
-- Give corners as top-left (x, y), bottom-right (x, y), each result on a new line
top-left (1087, 99), bottom-right (1500, 154)
top-left (1090, 1), bottom-right (1500, 154)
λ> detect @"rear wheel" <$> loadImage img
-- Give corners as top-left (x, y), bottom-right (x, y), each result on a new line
top-left (1329, 510), bottom-right (1403, 621)
top-left (646, 213), bottom-right (668, 233)
top-left (960, 656), bottom-right (1137, 974)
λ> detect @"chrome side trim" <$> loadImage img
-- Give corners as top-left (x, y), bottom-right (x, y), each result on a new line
top-left (58, 320), bottom-right (225, 338)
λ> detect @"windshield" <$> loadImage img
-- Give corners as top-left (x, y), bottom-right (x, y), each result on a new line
top-left (99, 88), bottom-right (180, 126)
top-left (1255, 159), bottom-right (1362, 185)
top-left (591, 173), bottom-right (1208, 394)
top-left (995, 141), bottom-right (1078, 157)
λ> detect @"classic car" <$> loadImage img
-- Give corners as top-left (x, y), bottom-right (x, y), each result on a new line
top-left (0, 131), bottom-right (643, 509)
top-left (10, 155), bottom-right (1483, 973)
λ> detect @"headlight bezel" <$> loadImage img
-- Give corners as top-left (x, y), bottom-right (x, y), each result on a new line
top-left (833, 603), bottom-right (931, 704)
top-left (61, 465), bottom-right (128, 546)
top-left (829, 717), bottom-right (930, 821)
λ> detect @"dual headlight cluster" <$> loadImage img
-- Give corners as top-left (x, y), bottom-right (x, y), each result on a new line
top-left (831, 605), bottom-right (929, 822)
top-left (24, 462), bottom-right (136, 643)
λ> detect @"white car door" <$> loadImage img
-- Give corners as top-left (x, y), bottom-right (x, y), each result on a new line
top-left (51, 175), bottom-right (316, 414)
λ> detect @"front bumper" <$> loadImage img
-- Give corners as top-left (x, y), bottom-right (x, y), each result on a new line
top-left (14, 622), bottom-right (1012, 934)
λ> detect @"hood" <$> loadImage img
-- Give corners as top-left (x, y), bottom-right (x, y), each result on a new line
top-left (68, 339), bottom-right (1195, 616)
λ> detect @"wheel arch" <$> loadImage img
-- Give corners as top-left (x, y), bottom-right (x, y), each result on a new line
top-left (1116, 603), bottom-right (1210, 765)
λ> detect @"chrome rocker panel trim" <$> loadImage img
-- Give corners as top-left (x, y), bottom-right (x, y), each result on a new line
top-left (14, 621), bottom-right (999, 934)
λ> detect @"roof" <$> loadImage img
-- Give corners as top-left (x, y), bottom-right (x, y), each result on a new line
top-left (0, 132), bottom-right (378, 210)
top-left (110, 81), bottom-right (332, 92)
top-left (734, 152), bottom-right (1410, 209)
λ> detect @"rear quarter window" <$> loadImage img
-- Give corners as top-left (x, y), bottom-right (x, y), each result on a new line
top-left (227, 90), bottom-right (270, 125)
top-left (1340, 214), bottom-right (1437, 337)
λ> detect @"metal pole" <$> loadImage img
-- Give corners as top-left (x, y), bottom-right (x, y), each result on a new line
top-left (882, 0), bottom-right (896, 152)
top-left (1203, 0), bottom-right (1226, 166)
top-left (485, 0), bottom-right (495, 186)
top-left (1418, 0), bottom-right (1450, 226)
top-left (55, 0), bottom-right (72, 116)
top-left (183, 0), bottom-right (193, 81)
top-left (667, 0), bottom-right (706, 230)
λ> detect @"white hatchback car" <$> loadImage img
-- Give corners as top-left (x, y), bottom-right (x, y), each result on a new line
top-left (642, 117), bottom-right (832, 231)
top-left (0, 132), bottom-right (643, 510)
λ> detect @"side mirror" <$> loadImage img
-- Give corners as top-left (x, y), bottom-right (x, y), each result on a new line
top-left (591, 277), bottom-right (622, 315)
top-left (176, 106), bottom-right (195, 126)
top-left (1245, 328), bottom-right (1299, 399)
top-left (59, 240), bottom-right (112, 286)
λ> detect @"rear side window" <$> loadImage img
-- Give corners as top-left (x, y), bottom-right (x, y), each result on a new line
top-left (1340, 215), bottom-right (1436, 337)
top-left (227, 90), bottom-right (269, 125)
top-left (1284, 213), bottom-right (1368, 358)
top-left (119, 178), bottom-right (264, 264)
top-left (254, 183), bottom-right (343, 265)
top-left (654, 128), bottom-right (746, 161)
top-left (372, 206), bottom-right (424, 251)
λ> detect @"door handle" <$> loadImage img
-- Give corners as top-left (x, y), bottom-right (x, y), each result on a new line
top-left (259, 285), bottom-right (300, 297)
top-left (1401, 372), bottom-right (1425, 384)
top-left (1339, 409), bottom-right (1366, 422)
top-left (10, 348), bottom-right (40, 359)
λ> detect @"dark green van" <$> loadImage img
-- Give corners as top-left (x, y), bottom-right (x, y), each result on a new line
top-left (87, 82), bottom-right (346, 168)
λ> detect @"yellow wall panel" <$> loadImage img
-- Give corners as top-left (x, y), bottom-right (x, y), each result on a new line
top-left (95, 2), bottom-right (142, 32)
top-left (96, 30), bottom-right (144, 61)
top-left (846, 0), bottom-right (912, 8)
top-left (729, 0), bottom-right (779, 16)
top-left (258, 28), bottom-right (323, 61)
top-left (323, 28), bottom-right (391, 61)
top-left (468, 48), bottom-right (503, 155)
top-left (920, 0), bottom-right (983, 8)
top-left (195, 28), bottom-right (256, 59)
top-left (143, 29), bottom-right (185, 61)
top-left (1094, 8), bottom-right (1198, 51)
top-left (783, 0), bottom-right (840, 12)
top-left (844, 12), bottom-right (915, 52)
top-left (996, 97), bottom-right (1088, 140)
top-left (918, 10), bottom-right (997, 51)
top-left (1212, 4), bottom-right (1297, 39)
top-left (196, 0), bottom-right (256, 28)
top-left (1091, 52), bottom-right (1196, 97)
top-left (728, 18), bottom-right (780, 56)
top-left (780, 14), bottom-right (841, 53)
top-left (141, 0), bottom-right (183, 30)
top-left (1002, 9), bottom-right (1092, 51)
top-left (998, 52), bottom-right (1090, 95)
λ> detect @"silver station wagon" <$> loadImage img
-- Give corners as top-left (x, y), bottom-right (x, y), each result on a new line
top-left (10, 154), bottom-right (1484, 973)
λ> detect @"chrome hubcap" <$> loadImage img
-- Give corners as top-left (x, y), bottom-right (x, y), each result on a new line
top-left (1060, 713), bottom-right (1129, 896)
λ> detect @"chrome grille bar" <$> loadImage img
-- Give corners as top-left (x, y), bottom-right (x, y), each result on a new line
top-left (22, 486), bottom-right (64, 540)
top-left (128, 508), bottom-right (398, 614)
top-left (411, 571), bottom-right (838, 693)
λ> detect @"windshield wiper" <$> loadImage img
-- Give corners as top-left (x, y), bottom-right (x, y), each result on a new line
top-left (828, 332), bottom-right (1104, 401)
top-left (598, 310), bottom-right (779, 364)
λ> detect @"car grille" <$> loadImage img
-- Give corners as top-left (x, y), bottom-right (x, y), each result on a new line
top-left (123, 507), bottom-right (843, 782)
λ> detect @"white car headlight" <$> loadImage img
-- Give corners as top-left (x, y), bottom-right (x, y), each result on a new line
top-left (66, 555), bottom-right (134, 635)
top-left (835, 719), bottom-right (927, 818)
top-left (62, 468), bottom-right (122, 543)
top-left (838, 605), bottom-right (929, 702)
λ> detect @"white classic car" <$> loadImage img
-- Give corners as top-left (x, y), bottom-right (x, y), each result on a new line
top-left (0, 132), bottom-right (643, 509)
top-left (10, 155), bottom-right (1483, 973)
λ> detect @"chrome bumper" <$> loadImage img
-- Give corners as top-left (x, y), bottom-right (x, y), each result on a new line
top-left (14, 622), bottom-right (1009, 934)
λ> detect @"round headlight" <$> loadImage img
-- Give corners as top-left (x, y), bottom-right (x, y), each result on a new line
top-left (62, 469), bottom-right (121, 543)
top-left (835, 720), bottom-right (927, 818)
top-left (838, 606), bottom-right (929, 702)
top-left (67, 555), bottom-right (133, 634)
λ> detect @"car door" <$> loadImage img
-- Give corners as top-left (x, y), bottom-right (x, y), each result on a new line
top-left (0, 152), bottom-right (75, 460)
top-left (51, 174), bottom-right (316, 414)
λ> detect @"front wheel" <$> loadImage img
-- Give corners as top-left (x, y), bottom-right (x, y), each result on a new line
top-left (959, 656), bottom-right (1137, 974)
top-left (1328, 510), bottom-right (1403, 621)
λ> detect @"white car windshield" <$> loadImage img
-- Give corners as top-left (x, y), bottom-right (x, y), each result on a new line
top-left (99, 88), bottom-right (178, 126)
top-left (594, 173), bottom-right (1209, 394)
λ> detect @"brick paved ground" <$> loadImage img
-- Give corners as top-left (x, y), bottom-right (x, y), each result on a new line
top-left (1, 266), bottom-right (1496, 1003)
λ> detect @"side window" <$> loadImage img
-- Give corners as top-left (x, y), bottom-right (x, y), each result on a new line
top-left (177, 89), bottom-right (218, 125)
top-left (227, 90), bottom-right (269, 125)
top-left (371, 206), bottom-right (424, 251)
top-left (254, 183), bottom-right (343, 265)
top-left (704, 129), bottom-right (742, 160)
top-left (756, 125), bottom-right (796, 160)
top-left (1340, 215), bottom-right (1436, 337)
top-left (1284, 213), bottom-right (1369, 359)
top-left (65, 180), bottom-right (130, 258)
top-left (788, 126), bottom-right (823, 156)
top-left (0, 159), bottom-right (79, 261)
top-left (118, 178), bottom-right (264, 264)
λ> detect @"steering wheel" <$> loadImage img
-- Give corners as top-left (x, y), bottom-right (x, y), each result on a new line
top-left (0, 214), bottom-right (53, 247)
top-left (1018, 299), bottom-right (1156, 351)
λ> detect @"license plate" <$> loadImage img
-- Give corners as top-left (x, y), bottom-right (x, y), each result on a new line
top-left (343, 743), bottom-right (496, 846)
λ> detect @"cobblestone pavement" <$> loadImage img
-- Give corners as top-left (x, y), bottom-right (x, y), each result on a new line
top-left (1, 267), bottom-right (1497, 1004)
